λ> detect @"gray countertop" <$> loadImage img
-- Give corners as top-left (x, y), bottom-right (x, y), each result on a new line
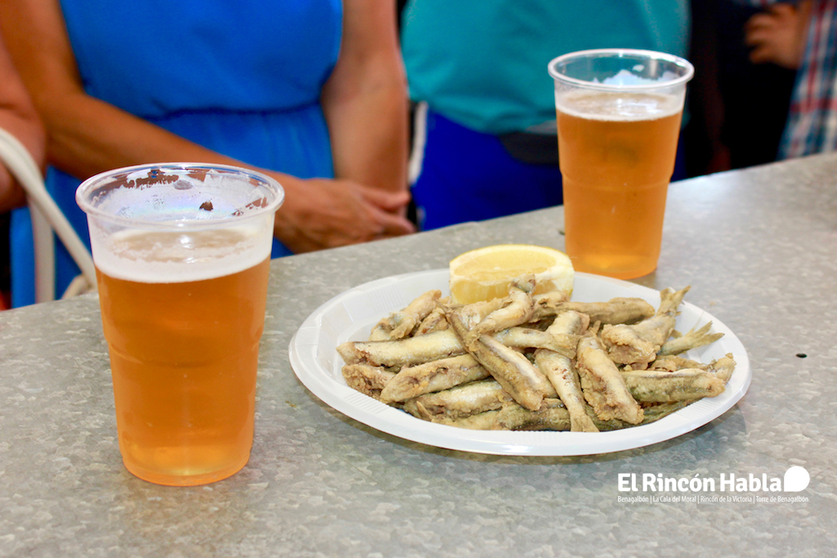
top-left (2, 154), bottom-right (836, 557)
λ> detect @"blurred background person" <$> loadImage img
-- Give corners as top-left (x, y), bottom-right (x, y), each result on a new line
top-left (0, 28), bottom-right (45, 309)
top-left (686, 0), bottom-right (799, 174)
top-left (688, 0), bottom-right (835, 174)
top-left (400, 0), bottom-right (691, 231)
top-left (0, 0), bottom-right (414, 307)
top-left (745, 0), bottom-right (837, 158)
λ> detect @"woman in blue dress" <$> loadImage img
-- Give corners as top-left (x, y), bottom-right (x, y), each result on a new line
top-left (0, 0), bottom-right (414, 306)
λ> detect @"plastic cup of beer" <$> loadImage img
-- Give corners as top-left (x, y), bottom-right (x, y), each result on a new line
top-left (548, 49), bottom-right (694, 279)
top-left (76, 163), bottom-right (284, 486)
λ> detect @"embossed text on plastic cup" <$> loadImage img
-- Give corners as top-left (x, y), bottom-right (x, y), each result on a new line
top-left (76, 163), bottom-right (284, 486)
top-left (549, 49), bottom-right (694, 279)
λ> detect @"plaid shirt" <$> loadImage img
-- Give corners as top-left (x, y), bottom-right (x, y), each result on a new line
top-left (780, 0), bottom-right (837, 157)
top-left (735, 0), bottom-right (837, 157)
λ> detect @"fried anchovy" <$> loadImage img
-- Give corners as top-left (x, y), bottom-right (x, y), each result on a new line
top-left (599, 326), bottom-right (657, 368)
top-left (337, 329), bottom-right (465, 368)
top-left (530, 290), bottom-right (571, 318)
top-left (468, 334), bottom-right (556, 410)
top-left (445, 297), bottom-right (506, 333)
top-left (710, 354), bottom-right (737, 383)
top-left (648, 355), bottom-right (709, 372)
top-left (575, 333), bottom-right (644, 424)
top-left (464, 275), bottom-right (536, 346)
top-left (341, 364), bottom-right (397, 401)
top-left (368, 289), bottom-right (441, 341)
top-left (447, 304), bottom-right (554, 411)
top-left (658, 321), bottom-right (724, 356)
top-left (380, 354), bottom-right (490, 403)
top-left (432, 399), bottom-right (570, 431)
top-left (493, 327), bottom-right (579, 359)
top-left (414, 305), bottom-right (449, 335)
top-left (534, 350), bottom-right (598, 432)
top-left (600, 286), bottom-right (690, 367)
top-left (534, 310), bottom-right (598, 432)
top-left (588, 400), bottom-right (694, 431)
top-left (402, 379), bottom-right (513, 420)
top-left (621, 369), bottom-right (727, 402)
top-left (532, 295), bottom-right (655, 324)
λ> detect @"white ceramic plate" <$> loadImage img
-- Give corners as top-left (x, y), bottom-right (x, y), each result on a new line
top-left (288, 270), bottom-right (751, 456)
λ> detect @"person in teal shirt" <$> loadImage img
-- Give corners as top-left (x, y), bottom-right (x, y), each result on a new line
top-left (401, 1), bottom-right (691, 230)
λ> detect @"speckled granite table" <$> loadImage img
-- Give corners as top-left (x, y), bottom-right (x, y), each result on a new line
top-left (2, 154), bottom-right (836, 557)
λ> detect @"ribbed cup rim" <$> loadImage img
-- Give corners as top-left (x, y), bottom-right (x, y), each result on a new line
top-left (75, 162), bottom-right (285, 229)
top-left (548, 48), bottom-right (694, 90)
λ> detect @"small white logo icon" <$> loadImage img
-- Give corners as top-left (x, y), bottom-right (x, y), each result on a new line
top-left (783, 466), bottom-right (810, 492)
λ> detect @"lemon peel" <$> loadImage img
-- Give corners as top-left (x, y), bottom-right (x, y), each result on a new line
top-left (449, 244), bottom-right (574, 304)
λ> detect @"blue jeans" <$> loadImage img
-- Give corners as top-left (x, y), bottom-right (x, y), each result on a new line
top-left (410, 109), bottom-right (564, 231)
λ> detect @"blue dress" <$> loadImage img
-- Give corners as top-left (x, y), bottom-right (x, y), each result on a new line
top-left (11, 0), bottom-right (342, 307)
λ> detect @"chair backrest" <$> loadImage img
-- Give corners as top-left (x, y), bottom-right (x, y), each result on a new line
top-left (0, 127), bottom-right (97, 303)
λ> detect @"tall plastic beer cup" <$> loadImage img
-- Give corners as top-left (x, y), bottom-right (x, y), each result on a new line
top-left (548, 49), bottom-right (694, 279)
top-left (76, 163), bottom-right (284, 486)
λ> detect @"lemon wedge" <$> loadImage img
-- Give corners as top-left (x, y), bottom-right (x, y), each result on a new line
top-left (448, 244), bottom-right (574, 304)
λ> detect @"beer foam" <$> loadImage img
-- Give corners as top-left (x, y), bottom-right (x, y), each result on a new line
top-left (593, 68), bottom-right (681, 87)
top-left (91, 224), bottom-right (272, 284)
top-left (556, 90), bottom-right (682, 122)
top-left (97, 173), bottom-right (275, 222)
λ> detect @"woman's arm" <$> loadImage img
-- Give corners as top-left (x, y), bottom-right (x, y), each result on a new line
top-left (0, 29), bottom-right (45, 213)
top-left (321, 0), bottom-right (410, 197)
top-left (273, 0), bottom-right (415, 249)
top-left (0, 0), bottom-right (413, 252)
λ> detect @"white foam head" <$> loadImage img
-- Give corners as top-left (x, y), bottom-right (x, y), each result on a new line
top-left (90, 222), bottom-right (274, 284)
top-left (77, 164), bottom-right (283, 284)
top-left (555, 90), bottom-right (683, 122)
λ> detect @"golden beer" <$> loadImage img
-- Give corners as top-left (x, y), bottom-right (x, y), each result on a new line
top-left (549, 49), bottom-right (693, 279)
top-left (556, 91), bottom-right (683, 279)
top-left (78, 163), bottom-right (283, 486)
top-left (95, 228), bottom-right (271, 486)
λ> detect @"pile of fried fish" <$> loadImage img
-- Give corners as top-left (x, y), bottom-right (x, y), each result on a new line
top-left (337, 276), bottom-right (735, 432)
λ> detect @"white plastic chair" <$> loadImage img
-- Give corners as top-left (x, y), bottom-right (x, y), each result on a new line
top-left (0, 127), bottom-right (97, 303)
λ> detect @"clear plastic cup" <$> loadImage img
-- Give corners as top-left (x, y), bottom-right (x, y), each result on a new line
top-left (76, 163), bottom-right (284, 486)
top-left (548, 49), bottom-right (694, 279)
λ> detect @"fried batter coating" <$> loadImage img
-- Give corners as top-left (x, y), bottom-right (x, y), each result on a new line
top-left (648, 355), bottom-right (708, 372)
top-left (463, 275), bottom-right (537, 346)
top-left (414, 306), bottom-right (449, 335)
top-left (431, 400), bottom-right (571, 431)
top-left (341, 364), bottom-right (396, 401)
top-left (494, 327), bottom-right (578, 359)
top-left (600, 287), bottom-right (690, 367)
top-left (587, 400), bottom-right (694, 431)
top-left (534, 310), bottom-right (598, 432)
top-left (468, 334), bottom-right (555, 411)
top-left (337, 329), bottom-right (465, 368)
top-left (402, 379), bottom-right (513, 420)
top-left (380, 354), bottom-right (490, 403)
top-left (368, 289), bottom-right (441, 341)
top-left (575, 333), bottom-right (644, 424)
top-left (709, 354), bottom-right (737, 383)
top-left (447, 305), bottom-right (555, 411)
top-left (621, 369), bottom-right (726, 402)
top-left (532, 295), bottom-right (655, 324)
